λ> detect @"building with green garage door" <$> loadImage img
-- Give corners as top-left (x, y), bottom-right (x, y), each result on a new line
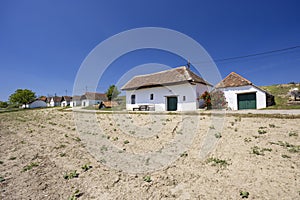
top-left (215, 72), bottom-right (274, 110)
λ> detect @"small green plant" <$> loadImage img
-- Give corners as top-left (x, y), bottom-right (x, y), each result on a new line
top-left (244, 138), bottom-right (251, 143)
top-left (9, 156), bottom-right (17, 160)
top-left (68, 189), bottom-right (82, 200)
top-left (288, 131), bottom-right (298, 137)
top-left (230, 122), bottom-right (234, 126)
top-left (240, 191), bottom-right (249, 198)
top-left (143, 175), bottom-right (152, 182)
top-left (209, 125), bottom-right (215, 129)
top-left (73, 137), bottom-right (81, 142)
top-left (180, 151), bottom-right (188, 157)
top-left (0, 161), bottom-right (3, 164)
top-left (0, 176), bottom-right (5, 182)
top-left (258, 129), bottom-right (267, 134)
top-left (214, 132), bottom-right (222, 138)
top-left (124, 140), bottom-right (130, 144)
top-left (281, 154), bottom-right (291, 158)
top-left (234, 128), bottom-right (238, 132)
top-left (81, 164), bottom-right (92, 172)
top-left (63, 170), bottom-right (79, 180)
top-left (113, 137), bottom-right (118, 141)
top-left (60, 152), bottom-right (66, 157)
top-left (22, 162), bottom-right (39, 172)
top-left (251, 146), bottom-right (272, 156)
top-left (206, 157), bottom-right (229, 168)
top-left (100, 145), bottom-right (108, 152)
top-left (269, 124), bottom-right (276, 128)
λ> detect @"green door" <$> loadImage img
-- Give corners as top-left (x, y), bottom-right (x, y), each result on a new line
top-left (167, 97), bottom-right (178, 111)
top-left (238, 93), bottom-right (256, 110)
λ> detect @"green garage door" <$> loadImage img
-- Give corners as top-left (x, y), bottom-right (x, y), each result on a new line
top-left (167, 97), bottom-right (178, 111)
top-left (238, 93), bottom-right (256, 110)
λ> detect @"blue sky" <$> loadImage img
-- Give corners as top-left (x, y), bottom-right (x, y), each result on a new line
top-left (0, 0), bottom-right (300, 101)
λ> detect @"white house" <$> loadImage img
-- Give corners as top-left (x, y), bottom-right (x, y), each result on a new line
top-left (215, 72), bottom-right (274, 110)
top-left (49, 96), bottom-right (62, 107)
top-left (80, 92), bottom-right (107, 107)
top-left (61, 96), bottom-right (72, 107)
top-left (70, 95), bottom-right (82, 107)
top-left (121, 66), bottom-right (212, 111)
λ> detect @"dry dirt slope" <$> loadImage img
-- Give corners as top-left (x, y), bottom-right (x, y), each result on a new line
top-left (0, 109), bottom-right (299, 199)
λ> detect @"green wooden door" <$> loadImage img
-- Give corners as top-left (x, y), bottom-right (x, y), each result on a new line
top-left (238, 93), bottom-right (256, 110)
top-left (167, 97), bottom-right (178, 111)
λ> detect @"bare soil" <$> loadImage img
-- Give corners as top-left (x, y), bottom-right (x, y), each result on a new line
top-left (0, 108), bottom-right (299, 199)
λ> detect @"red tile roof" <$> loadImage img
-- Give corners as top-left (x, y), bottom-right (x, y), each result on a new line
top-left (215, 72), bottom-right (252, 88)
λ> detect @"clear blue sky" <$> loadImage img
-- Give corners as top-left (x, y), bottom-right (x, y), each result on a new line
top-left (1, 0), bottom-right (300, 101)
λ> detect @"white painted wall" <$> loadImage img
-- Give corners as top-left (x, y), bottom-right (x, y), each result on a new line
top-left (70, 100), bottom-right (81, 107)
top-left (50, 98), bottom-right (61, 107)
top-left (221, 85), bottom-right (266, 110)
top-left (81, 100), bottom-right (102, 107)
top-left (61, 101), bottom-right (70, 107)
top-left (125, 83), bottom-right (209, 111)
top-left (28, 100), bottom-right (47, 108)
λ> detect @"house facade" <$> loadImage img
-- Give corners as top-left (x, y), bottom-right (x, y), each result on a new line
top-left (122, 66), bottom-right (212, 111)
top-left (70, 95), bottom-right (82, 107)
top-left (215, 72), bottom-right (274, 110)
top-left (80, 92), bottom-right (107, 107)
top-left (61, 96), bottom-right (72, 107)
top-left (49, 96), bottom-right (62, 107)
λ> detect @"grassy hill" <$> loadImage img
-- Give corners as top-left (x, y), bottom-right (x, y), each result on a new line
top-left (260, 83), bottom-right (300, 109)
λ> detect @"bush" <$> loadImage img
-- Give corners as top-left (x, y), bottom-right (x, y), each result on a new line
top-left (211, 90), bottom-right (227, 109)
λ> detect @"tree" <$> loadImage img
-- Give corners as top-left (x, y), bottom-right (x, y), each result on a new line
top-left (9, 89), bottom-right (36, 107)
top-left (106, 85), bottom-right (121, 101)
top-left (0, 101), bottom-right (8, 108)
top-left (211, 90), bottom-right (227, 109)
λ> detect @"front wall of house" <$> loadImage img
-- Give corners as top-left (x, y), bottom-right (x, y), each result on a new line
top-left (81, 100), bottom-right (101, 107)
top-left (222, 85), bottom-right (266, 110)
top-left (125, 83), bottom-right (208, 111)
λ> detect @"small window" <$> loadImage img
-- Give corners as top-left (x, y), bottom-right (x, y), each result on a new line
top-left (183, 96), bottom-right (186, 101)
top-left (131, 94), bottom-right (136, 104)
top-left (150, 93), bottom-right (154, 100)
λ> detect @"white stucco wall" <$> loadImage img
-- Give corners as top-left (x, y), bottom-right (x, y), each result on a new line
top-left (70, 100), bottom-right (81, 107)
top-left (81, 100), bottom-right (102, 107)
top-left (221, 85), bottom-right (266, 110)
top-left (125, 83), bottom-right (209, 111)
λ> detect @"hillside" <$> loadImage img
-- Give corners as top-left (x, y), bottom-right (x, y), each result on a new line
top-left (261, 83), bottom-right (300, 109)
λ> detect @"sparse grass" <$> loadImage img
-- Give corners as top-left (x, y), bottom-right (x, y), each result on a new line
top-left (244, 138), bottom-right (252, 143)
top-left (251, 146), bottom-right (272, 156)
top-left (124, 140), bottom-right (130, 144)
top-left (73, 137), bottom-right (81, 142)
top-left (22, 162), bottom-right (39, 172)
top-left (209, 125), bottom-right (215, 129)
top-left (63, 170), bottom-right (79, 180)
top-left (269, 141), bottom-right (300, 153)
top-left (206, 157), bottom-right (229, 168)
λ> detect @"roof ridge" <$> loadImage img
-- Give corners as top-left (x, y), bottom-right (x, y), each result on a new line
top-left (132, 66), bottom-right (187, 78)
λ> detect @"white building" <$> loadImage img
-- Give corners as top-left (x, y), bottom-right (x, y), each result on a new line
top-left (215, 72), bottom-right (274, 110)
top-left (70, 95), bottom-right (82, 107)
top-left (80, 92), bottom-right (107, 107)
top-left (61, 96), bottom-right (72, 107)
top-left (49, 96), bottom-right (62, 107)
top-left (121, 66), bottom-right (212, 111)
